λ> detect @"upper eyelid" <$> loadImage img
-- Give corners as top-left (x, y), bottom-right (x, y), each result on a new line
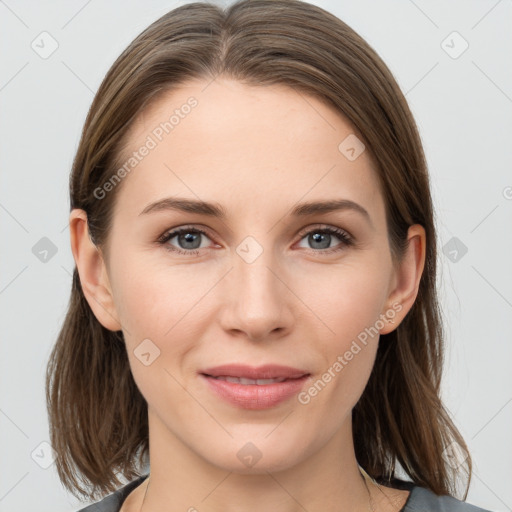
top-left (297, 224), bottom-right (351, 237)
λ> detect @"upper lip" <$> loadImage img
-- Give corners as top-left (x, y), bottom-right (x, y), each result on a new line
top-left (200, 364), bottom-right (310, 380)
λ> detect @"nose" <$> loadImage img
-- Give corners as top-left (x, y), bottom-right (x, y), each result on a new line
top-left (218, 246), bottom-right (295, 342)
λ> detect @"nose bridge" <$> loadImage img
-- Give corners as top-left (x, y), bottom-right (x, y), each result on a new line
top-left (220, 234), bottom-right (292, 340)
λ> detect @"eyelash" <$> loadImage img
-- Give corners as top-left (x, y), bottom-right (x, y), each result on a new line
top-left (156, 224), bottom-right (354, 257)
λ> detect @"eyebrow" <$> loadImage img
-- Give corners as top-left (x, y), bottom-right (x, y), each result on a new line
top-left (139, 197), bottom-right (373, 226)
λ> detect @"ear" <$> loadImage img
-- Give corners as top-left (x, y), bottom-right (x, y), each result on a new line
top-left (379, 224), bottom-right (426, 334)
top-left (69, 209), bottom-right (122, 332)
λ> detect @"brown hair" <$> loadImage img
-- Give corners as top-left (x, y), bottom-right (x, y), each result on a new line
top-left (46, 0), bottom-right (472, 502)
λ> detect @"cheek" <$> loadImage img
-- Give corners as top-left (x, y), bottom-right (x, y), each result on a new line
top-left (113, 264), bottom-right (197, 409)
top-left (110, 254), bottom-right (219, 389)
top-left (114, 248), bottom-right (390, 359)
top-left (112, 245), bottom-right (389, 402)
top-left (111, 251), bottom-right (203, 337)
top-left (294, 258), bottom-right (389, 343)
top-left (292, 262), bottom-right (388, 411)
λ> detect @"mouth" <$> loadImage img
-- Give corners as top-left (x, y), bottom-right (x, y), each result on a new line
top-left (202, 373), bottom-right (289, 386)
top-left (201, 374), bottom-right (305, 385)
top-left (200, 363), bottom-right (309, 381)
top-left (198, 365), bottom-right (311, 410)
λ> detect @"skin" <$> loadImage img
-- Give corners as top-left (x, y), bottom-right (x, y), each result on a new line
top-left (70, 77), bottom-right (425, 512)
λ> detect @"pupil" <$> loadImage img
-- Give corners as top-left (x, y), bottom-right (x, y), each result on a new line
top-left (180, 232), bottom-right (200, 249)
top-left (311, 232), bottom-right (330, 249)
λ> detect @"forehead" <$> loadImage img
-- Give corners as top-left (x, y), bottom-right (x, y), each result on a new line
top-left (111, 77), bottom-right (384, 223)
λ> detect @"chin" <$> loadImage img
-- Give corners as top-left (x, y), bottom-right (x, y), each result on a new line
top-left (196, 433), bottom-right (311, 474)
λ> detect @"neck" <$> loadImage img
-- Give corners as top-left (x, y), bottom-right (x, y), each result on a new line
top-left (136, 410), bottom-right (374, 512)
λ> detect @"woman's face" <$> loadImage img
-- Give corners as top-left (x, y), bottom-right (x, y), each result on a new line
top-left (91, 77), bottom-right (411, 473)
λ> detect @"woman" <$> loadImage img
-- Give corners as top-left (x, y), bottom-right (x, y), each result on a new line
top-left (45, 1), bottom-right (493, 511)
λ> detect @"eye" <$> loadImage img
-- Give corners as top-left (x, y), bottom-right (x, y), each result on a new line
top-left (157, 226), bottom-right (213, 256)
top-left (295, 225), bottom-right (354, 254)
top-left (157, 224), bottom-right (354, 257)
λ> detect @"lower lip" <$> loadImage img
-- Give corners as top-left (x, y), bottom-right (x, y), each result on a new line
top-left (200, 374), bottom-right (310, 410)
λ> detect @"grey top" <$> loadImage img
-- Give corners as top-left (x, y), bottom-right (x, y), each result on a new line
top-left (76, 473), bottom-right (494, 512)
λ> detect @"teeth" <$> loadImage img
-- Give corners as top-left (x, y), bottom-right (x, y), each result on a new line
top-left (213, 376), bottom-right (288, 385)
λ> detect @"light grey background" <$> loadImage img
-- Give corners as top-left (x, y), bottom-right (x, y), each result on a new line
top-left (1, 0), bottom-right (511, 511)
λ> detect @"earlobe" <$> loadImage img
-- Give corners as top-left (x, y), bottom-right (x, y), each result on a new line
top-left (380, 224), bottom-right (426, 335)
top-left (69, 208), bottom-right (122, 332)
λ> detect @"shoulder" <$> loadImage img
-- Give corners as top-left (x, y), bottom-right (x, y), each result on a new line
top-left (385, 478), bottom-right (495, 512)
top-left (75, 474), bottom-right (494, 512)
top-left (75, 474), bottom-right (149, 512)
top-left (405, 486), bottom-right (494, 511)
